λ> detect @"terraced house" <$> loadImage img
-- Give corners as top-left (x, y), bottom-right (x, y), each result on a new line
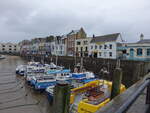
top-left (0, 42), bottom-right (20, 54)
top-left (75, 37), bottom-right (92, 57)
top-left (89, 33), bottom-right (124, 59)
top-left (66, 27), bottom-right (87, 56)
top-left (121, 34), bottom-right (150, 61)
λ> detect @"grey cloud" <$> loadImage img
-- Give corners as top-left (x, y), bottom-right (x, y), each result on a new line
top-left (0, 0), bottom-right (150, 43)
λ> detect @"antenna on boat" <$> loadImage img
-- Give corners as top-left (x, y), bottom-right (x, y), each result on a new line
top-left (51, 57), bottom-right (52, 63)
top-left (55, 36), bottom-right (58, 66)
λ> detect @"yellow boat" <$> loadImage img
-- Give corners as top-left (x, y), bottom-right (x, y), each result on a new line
top-left (70, 80), bottom-right (126, 113)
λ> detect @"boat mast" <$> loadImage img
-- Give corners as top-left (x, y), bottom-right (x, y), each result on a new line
top-left (80, 57), bottom-right (83, 72)
top-left (55, 37), bottom-right (58, 66)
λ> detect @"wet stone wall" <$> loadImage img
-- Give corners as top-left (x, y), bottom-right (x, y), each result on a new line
top-left (24, 55), bottom-right (150, 88)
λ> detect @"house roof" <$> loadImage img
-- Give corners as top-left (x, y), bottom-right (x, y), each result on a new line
top-left (90, 33), bottom-right (120, 43)
top-left (68, 30), bottom-right (80, 35)
top-left (136, 39), bottom-right (150, 44)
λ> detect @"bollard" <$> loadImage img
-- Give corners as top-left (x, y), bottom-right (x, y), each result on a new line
top-left (111, 68), bottom-right (122, 99)
top-left (53, 81), bottom-right (70, 113)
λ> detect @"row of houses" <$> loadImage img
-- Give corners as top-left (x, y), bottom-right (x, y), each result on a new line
top-left (0, 43), bottom-right (20, 54)
top-left (19, 28), bottom-right (150, 61)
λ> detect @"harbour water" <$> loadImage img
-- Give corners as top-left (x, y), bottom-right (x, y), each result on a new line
top-left (0, 55), bottom-right (51, 113)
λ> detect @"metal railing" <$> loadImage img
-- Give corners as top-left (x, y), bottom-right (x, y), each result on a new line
top-left (96, 74), bottom-right (150, 113)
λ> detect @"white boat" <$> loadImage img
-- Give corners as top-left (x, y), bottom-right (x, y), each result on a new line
top-left (0, 55), bottom-right (5, 59)
top-left (16, 65), bottom-right (26, 75)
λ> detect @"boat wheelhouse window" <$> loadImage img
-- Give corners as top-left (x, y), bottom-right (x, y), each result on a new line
top-left (137, 48), bottom-right (143, 56)
top-left (44, 77), bottom-right (54, 80)
top-left (147, 49), bottom-right (150, 56)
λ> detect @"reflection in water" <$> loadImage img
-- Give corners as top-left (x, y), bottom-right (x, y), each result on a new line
top-left (0, 56), bottom-right (51, 113)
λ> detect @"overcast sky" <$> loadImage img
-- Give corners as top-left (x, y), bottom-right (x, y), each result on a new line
top-left (0, 0), bottom-right (150, 43)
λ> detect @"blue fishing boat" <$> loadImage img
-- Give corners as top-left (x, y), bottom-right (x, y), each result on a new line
top-left (32, 69), bottom-right (71, 91)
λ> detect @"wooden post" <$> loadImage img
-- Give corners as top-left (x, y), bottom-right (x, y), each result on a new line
top-left (53, 81), bottom-right (70, 113)
top-left (111, 68), bottom-right (123, 99)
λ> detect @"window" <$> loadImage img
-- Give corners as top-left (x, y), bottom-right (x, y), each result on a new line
top-left (137, 48), bottom-right (142, 56)
top-left (104, 45), bottom-right (107, 49)
top-left (91, 45), bottom-right (93, 49)
top-left (2, 45), bottom-right (5, 47)
top-left (109, 52), bottom-right (112, 57)
top-left (76, 47), bottom-right (78, 51)
top-left (95, 45), bottom-right (97, 49)
top-left (14, 49), bottom-right (16, 51)
top-left (81, 47), bottom-right (83, 51)
top-left (9, 48), bottom-right (12, 50)
top-left (2, 48), bottom-right (5, 51)
top-left (99, 45), bottom-right (102, 49)
top-left (77, 41), bottom-right (81, 45)
top-left (104, 52), bottom-right (107, 57)
top-left (9, 45), bottom-right (12, 47)
top-left (147, 49), bottom-right (150, 56)
top-left (85, 47), bottom-right (88, 51)
top-left (109, 44), bottom-right (112, 49)
top-left (83, 41), bottom-right (88, 45)
top-left (60, 45), bottom-right (63, 50)
top-left (99, 52), bottom-right (101, 56)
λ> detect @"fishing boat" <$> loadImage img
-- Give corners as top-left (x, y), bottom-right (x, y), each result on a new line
top-left (16, 65), bottom-right (27, 75)
top-left (0, 55), bottom-right (5, 59)
top-left (70, 80), bottom-right (126, 113)
top-left (25, 62), bottom-right (64, 85)
top-left (31, 69), bottom-right (71, 91)
top-left (46, 80), bottom-right (126, 113)
top-left (33, 76), bottom-right (57, 91)
top-left (71, 63), bottom-right (96, 83)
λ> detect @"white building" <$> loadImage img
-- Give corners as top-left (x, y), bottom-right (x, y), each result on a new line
top-left (89, 33), bottom-right (123, 59)
top-left (0, 43), bottom-right (20, 54)
top-left (75, 37), bottom-right (92, 57)
top-left (50, 36), bottom-right (66, 56)
top-left (120, 34), bottom-right (150, 61)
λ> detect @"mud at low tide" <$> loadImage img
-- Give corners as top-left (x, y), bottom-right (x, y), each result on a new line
top-left (0, 56), bottom-right (52, 113)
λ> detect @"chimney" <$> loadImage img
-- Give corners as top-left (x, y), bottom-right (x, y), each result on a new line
top-left (140, 33), bottom-right (144, 40)
top-left (93, 34), bottom-right (95, 38)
